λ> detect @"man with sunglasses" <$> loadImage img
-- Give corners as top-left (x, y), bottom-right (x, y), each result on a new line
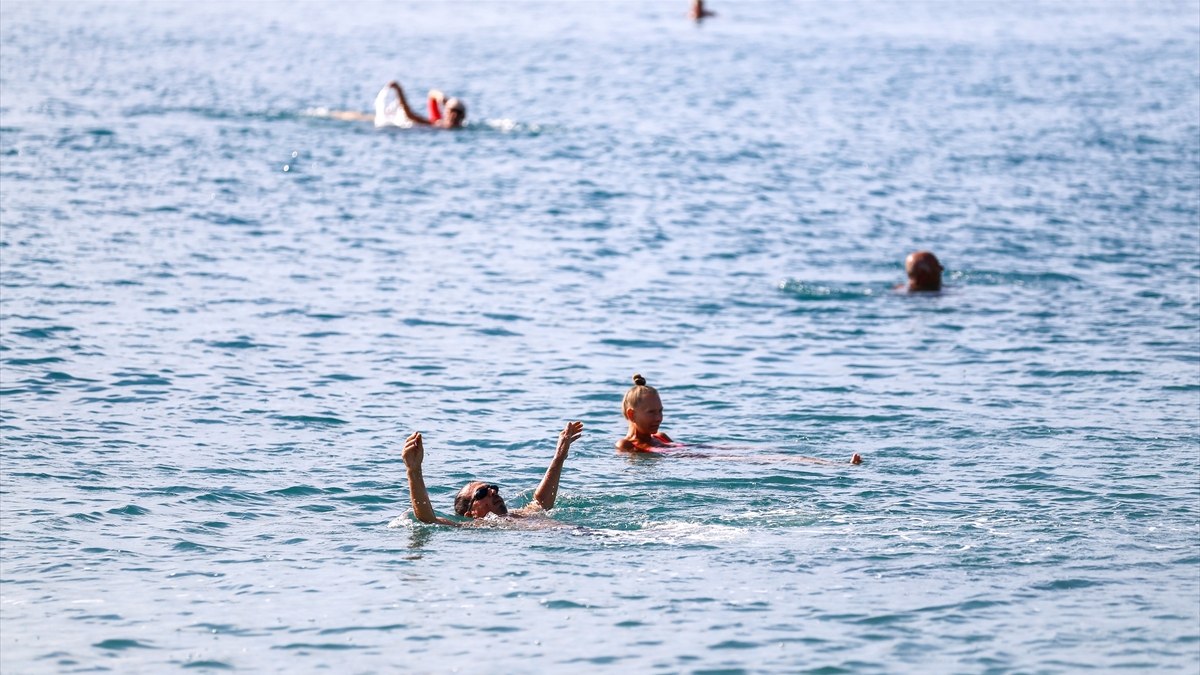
top-left (402, 421), bottom-right (584, 525)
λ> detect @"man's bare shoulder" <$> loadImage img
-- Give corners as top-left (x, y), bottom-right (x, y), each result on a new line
top-left (509, 503), bottom-right (546, 518)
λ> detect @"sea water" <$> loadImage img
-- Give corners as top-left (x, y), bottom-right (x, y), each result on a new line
top-left (1, 1), bottom-right (1198, 672)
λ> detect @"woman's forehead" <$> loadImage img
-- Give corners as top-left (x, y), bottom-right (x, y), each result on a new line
top-left (636, 392), bottom-right (662, 406)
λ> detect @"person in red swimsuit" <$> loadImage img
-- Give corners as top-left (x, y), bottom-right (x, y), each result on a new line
top-left (615, 374), bottom-right (862, 464)
top-left (616, 374), bottom-right (674, 453)
top-left (388, 80), bottom-right (466, 129)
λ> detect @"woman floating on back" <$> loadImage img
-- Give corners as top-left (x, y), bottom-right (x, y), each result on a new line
top-left (616, 373), bottom-right (861, 464)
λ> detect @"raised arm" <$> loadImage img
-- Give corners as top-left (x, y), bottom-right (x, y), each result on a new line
top-left (389, 81), bottom-right (432, 126)
top-left (426, 89), bottom-right (446, 124)
top-left (402, 432), bottom-right (455, 525)
top-left (531, 421), bottom-right (583, 511)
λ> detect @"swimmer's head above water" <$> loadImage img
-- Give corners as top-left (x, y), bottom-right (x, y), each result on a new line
top-left (905, 250), bottom-right (943, 292)
top-left (623, 374), bottom-right (663, 435)
top-left (443, 97), bottom-right (466, 128)
top-left (617, 374), bottom-right (673, 452)
top-left (454, 481), bottom-right (507, 518)
top-left (690, 0), bottom-right (715, 21)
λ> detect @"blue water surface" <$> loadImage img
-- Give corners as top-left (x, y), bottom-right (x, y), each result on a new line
top-left (1, 1), bottom-right (1198, 672)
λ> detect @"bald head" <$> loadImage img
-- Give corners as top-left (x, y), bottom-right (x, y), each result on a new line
top-left (905, 251), bottom-right (943, 292)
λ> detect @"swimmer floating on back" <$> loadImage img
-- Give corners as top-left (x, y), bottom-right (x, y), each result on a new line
top-left (326, 80), bottom-right (466, 129)
top-left (616, 373), bottom-right (861, 464)
top-left (402, 421), bottom-right (583, 526)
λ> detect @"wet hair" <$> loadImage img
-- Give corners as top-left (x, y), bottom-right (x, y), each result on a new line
top-left (453, 485), bottom-right (474, 516)
top-left (445, 98), bottom-right (466, 115)
top-left (622, 373), bottom-right (659, 412)
top-left (906, 251), bottom-right (943, 291)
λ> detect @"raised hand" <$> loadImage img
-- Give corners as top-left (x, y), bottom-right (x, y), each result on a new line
top-left (556, 421), bottom-right (584, 456)
top-left (533, 421), bottom-right (583, 512)
top-left (402, 431), bottom-right (424, 469)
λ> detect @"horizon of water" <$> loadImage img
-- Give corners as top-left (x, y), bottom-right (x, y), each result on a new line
top-left (1, 1), bottom-right (1198, 673)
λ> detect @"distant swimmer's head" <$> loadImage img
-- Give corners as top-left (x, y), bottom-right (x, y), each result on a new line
top-left (622, 373), bottom-right (664, 434)
top-left (444, 98), bottom-right (466, 128)
top-left (905, 250), bottom-right (943, 292)
top-left (455, 481), bottom-right (506, 518)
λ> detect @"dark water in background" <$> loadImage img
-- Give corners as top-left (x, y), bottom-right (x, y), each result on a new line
top-left (1, 1), bottom-right (1198, 672)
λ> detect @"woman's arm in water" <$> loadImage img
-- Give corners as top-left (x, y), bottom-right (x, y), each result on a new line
top-left (389, 81), bottom-right (432, 126)
top-left (529, 421), bottom-right (584, 511)
top-left (401, 432), bottom-right (457, 525)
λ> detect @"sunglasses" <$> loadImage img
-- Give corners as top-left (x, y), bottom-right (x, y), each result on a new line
top-left (468, 484), bottom-right (499, 506)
